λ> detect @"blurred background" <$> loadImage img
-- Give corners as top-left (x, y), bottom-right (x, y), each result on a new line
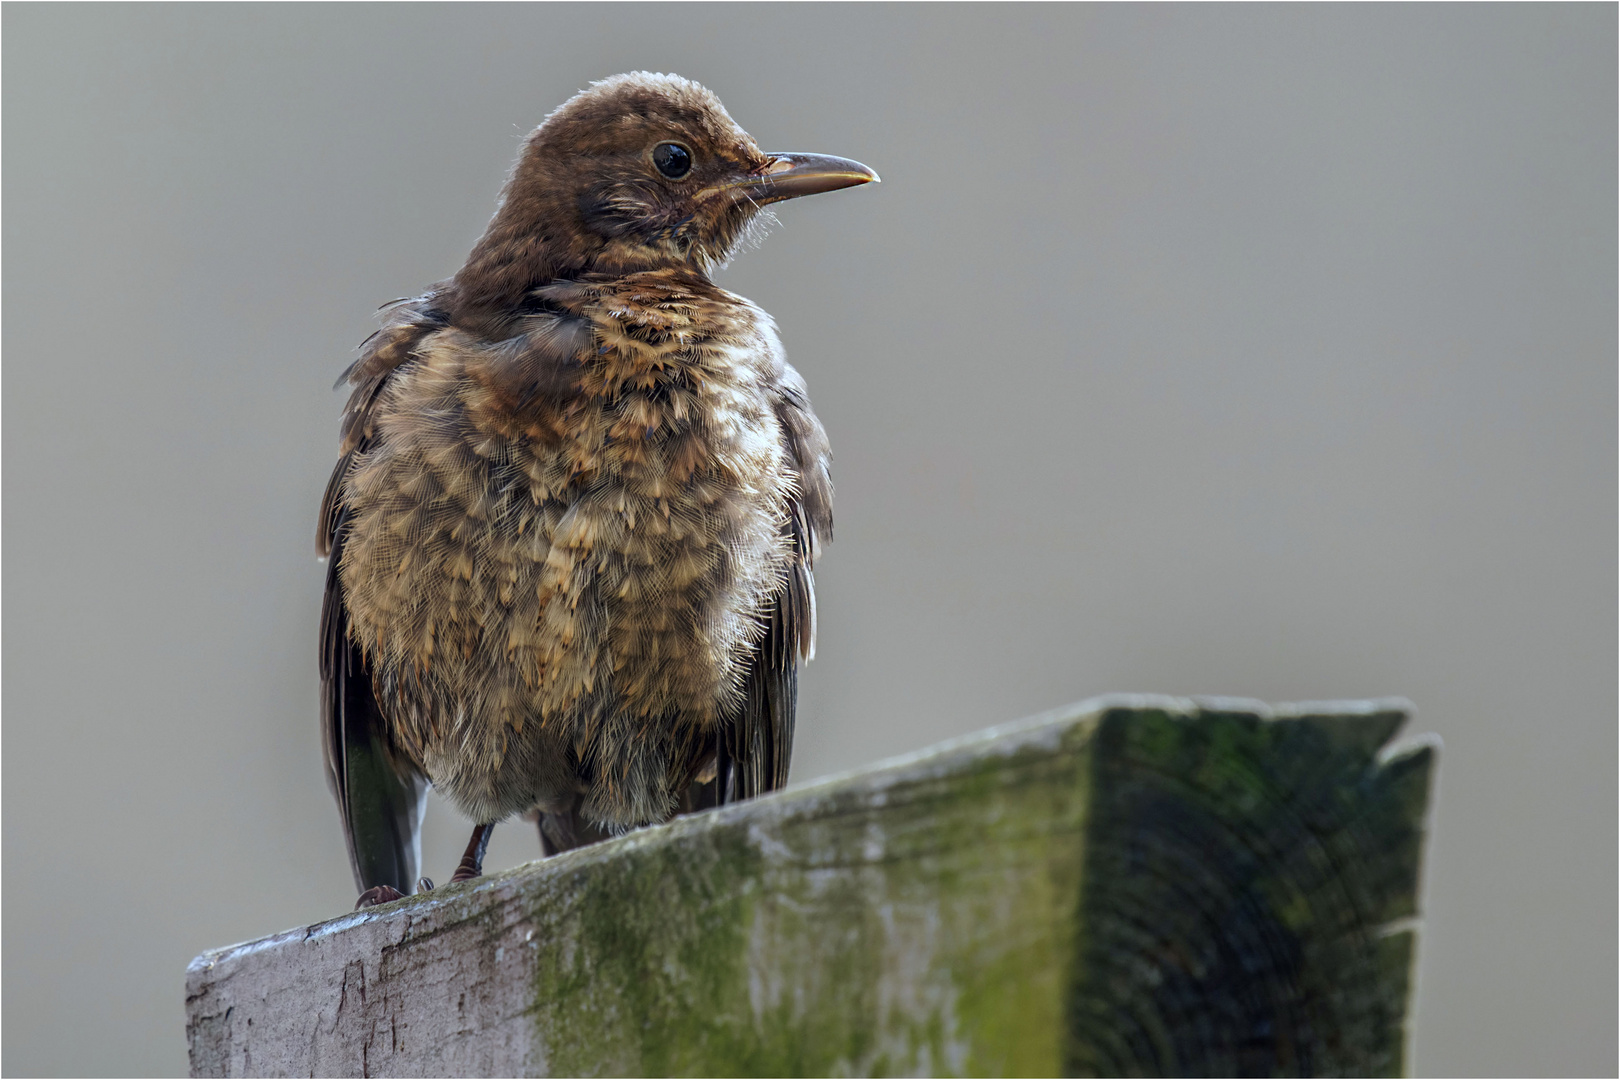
top-left (4, 5), bottom-right (1614, 1076)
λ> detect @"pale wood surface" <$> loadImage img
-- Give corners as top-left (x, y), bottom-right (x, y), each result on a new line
top-left (185, 695), bottom-right (1436, 1077)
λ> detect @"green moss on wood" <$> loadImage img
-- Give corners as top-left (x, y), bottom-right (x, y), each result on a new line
top-left (521, 727), bottom-right (1098, 1076)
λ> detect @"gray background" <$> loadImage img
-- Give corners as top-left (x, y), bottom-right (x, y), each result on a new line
top-left (4, 4), bottom-right (1614, 1075)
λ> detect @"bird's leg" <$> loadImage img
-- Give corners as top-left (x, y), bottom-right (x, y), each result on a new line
top-left (448, 822), bottom-right (494, 883)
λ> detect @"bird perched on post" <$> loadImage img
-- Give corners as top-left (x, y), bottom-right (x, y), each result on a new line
top-left (318, 72), bottom-right (876, 907)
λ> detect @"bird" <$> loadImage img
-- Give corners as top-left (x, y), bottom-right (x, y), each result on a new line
top-left (317, 72), bottom-right (876, 908)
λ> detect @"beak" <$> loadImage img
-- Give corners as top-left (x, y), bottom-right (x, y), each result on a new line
top-left (726, 153), bottom-right (879, 205)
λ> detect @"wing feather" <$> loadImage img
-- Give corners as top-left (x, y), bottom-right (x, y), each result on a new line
top-left (717, 361), bottom-right (831, 802)
top-left (320, 510), bottom-right (427, 895)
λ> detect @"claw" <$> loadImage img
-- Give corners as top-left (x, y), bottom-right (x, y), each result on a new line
top-left (355, 885), bottom-right (405, 909)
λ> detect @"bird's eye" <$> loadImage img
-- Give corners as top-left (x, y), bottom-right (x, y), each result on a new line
top-left (652, 142), bottom-right (692, 179)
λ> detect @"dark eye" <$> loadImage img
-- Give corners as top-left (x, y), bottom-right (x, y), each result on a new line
top-left (652, 141), bottom-right (692, 179)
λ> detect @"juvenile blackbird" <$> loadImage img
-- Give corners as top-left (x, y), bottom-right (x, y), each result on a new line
top-left (318, 72), bottom-right (876, 907)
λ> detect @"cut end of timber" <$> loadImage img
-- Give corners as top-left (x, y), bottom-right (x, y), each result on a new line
top-left (186, 695), bottom-right (1437, 1078)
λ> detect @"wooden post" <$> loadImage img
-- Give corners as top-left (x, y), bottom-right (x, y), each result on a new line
top-left (185, 695), bottom-right (1436, 1077)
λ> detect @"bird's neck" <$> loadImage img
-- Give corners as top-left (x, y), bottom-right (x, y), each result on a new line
top-left (448, 221), bottom-right (580, 325)
top-left (449, 228), bottom-right (708, 332)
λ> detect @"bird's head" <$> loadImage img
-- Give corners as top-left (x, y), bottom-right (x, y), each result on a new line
top-left (451, 72), bottom-right (877, 318)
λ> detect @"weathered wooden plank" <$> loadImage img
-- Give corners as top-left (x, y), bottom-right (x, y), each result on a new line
top-left (185, 695), bottom-right (1436, 1078)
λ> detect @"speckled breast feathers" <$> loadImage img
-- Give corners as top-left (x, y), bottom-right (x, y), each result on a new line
top-left (326, 272), bottom-right (827, 827)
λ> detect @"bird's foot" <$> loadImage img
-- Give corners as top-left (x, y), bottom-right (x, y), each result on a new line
top-left (354, 885), bottom-right (404, 909)
top-left (416, 877), bottom-right (435, 893)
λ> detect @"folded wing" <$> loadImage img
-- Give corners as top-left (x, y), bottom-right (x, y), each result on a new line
top-left (317, 301), bottom-right (440, 897)
top-left (720, 363), bottom-right (832, 802)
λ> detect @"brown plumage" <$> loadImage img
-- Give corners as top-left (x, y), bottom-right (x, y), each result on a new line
top-left (318, 72), bottom-right (875, 906)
